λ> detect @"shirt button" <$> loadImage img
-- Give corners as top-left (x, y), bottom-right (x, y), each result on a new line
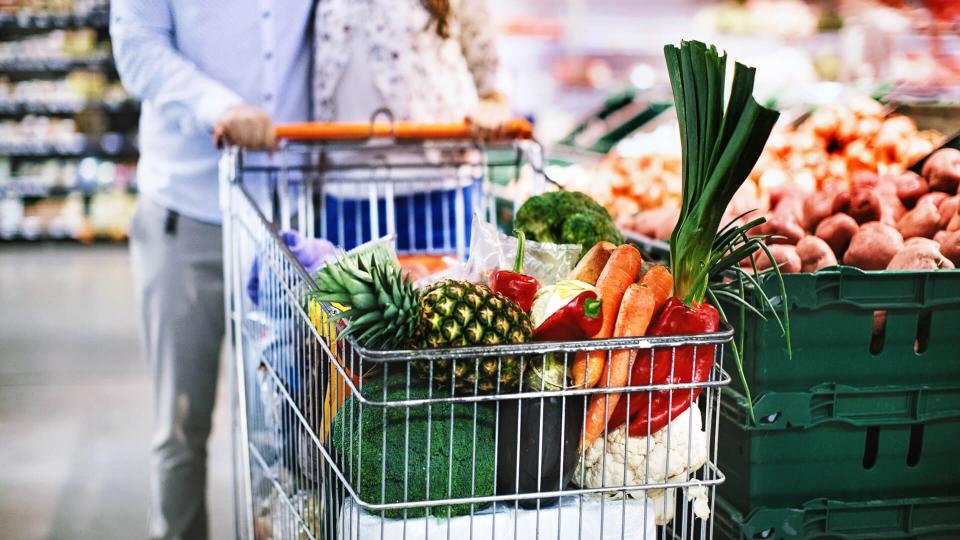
top-left (264, 93), bottom-right (273, 102)
top-left (264, 51), bottom-right (273, 60)
top-left (262, 11), bottom-right (270, 18)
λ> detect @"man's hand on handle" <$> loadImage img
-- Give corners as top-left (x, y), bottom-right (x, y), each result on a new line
top-left (214, 104), bottom-right (276, 149)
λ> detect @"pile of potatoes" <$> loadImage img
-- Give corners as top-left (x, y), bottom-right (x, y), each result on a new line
top-left (746, 148), bottom-right (960, 272)
top-left (757, 99), bottom-right (942, 189)
top-left (623, 99), bottom-right (945, 245)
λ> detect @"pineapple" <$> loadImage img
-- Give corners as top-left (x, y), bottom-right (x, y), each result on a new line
top-left (312, 256), bottom-right (533, 394)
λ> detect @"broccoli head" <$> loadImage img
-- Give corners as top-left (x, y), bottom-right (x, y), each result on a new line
top-left (330, 373), bottom-right (496, 518)
top-left (514, 191), bottom-right (625, 256)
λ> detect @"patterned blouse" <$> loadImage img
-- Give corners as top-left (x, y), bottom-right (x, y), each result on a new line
top-left (312, 0), bottom-right (499, 122)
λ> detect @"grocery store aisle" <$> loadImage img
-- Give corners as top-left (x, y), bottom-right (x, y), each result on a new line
top-left (0, 245), bottom-right (234, 540)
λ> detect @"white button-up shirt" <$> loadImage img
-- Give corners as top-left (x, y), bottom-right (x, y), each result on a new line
top-left (111, 0), bottom-right (314, 223)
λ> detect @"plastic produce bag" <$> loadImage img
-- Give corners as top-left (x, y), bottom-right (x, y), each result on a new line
top-left (457, 214), bottom-right (581, 287)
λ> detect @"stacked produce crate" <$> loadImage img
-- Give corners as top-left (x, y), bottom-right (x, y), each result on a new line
top-left (553, 92), bottom-right (960, 537)
top-left (710, 105), bottom-right (960, 539)
top-left (715, 268), bottom-right (960, 539)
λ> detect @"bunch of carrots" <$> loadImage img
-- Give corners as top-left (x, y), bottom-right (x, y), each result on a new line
top-left (564, 241), bottom-right (675, 450)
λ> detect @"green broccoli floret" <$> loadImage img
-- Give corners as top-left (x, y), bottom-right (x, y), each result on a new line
top-left (512, 193), bottom-right (563, 242)
top-left (514, 191), bottom-right (625, 256)
top-left (330, 373), bottom-right (496, 518)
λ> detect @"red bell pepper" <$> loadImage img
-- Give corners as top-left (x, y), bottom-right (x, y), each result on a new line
top-left (488, 230), bottom-right (539, 312)
top-left (533, 291), bottom-right (602, 342)
top-left (607, 297), bottom-right (719, 436)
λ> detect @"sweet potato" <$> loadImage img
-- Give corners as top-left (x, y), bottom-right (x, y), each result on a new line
top-left (815, 213), bottom-right (859, 256)
top-left (887, 243), bottom-right (955, 270)
top-left (653, 207), bottom-right (681, 241)
top-left (796, 235), bottom-right (838, 272)
top-left (768, 186), bottom-right (799, 210)
top-left (922, 148), bottom-right (960, 194)
top-left (629, 206), bottom-right (678, 241)
top-left (951, 213), bottom-right (960, 232)
top-left (747, 244), bottom-right (801, 274)
top-left (917, 191), bottom-right (949, 209)
top-left (850, 171), bottom-right (880, 191)
top-left (874, 176), bottom-right (899, 197)
top-left (802, 190), bottom-right (838, 231)
top-left (904, 237), bottom-right (940, 250)
top-left (939, 230), bottom-right (960, 266)
top-left (847, 190), bottom-right (883, 224)
top-left (831, 191), bottom-right (851, 215)
top-left (835, 187), bottom-right (890, 225)
top-left (897, 201), bottom-right (941, 239)
top-left (766, 214), bottom-right (805, 245)
top-left (939, 196), bottom-right (959, 230)
top-left (861, 221), bottom-right (904, 237)
top-left (879, 193), bottom-right (906, 225)
top-left (844, 222), bottom-right (904, 270)
top-left (893, 171), bottom-right (928, 208)
top-left (773, 193), bottom-right (805, 224)
top-left (934, 230), bottom-right (948, 244)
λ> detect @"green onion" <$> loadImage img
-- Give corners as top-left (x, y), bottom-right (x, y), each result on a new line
top-left (664, 40), bottom-right (780, 305)
top-left (664, 40), bottom-right (792, 420)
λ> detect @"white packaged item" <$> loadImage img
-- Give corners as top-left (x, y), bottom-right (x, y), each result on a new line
top-left (336, 495), bottom-right (657, 540)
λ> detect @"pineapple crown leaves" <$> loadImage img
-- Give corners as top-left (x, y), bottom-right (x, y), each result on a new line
top-left (310, 254), bottom-right (419, 350)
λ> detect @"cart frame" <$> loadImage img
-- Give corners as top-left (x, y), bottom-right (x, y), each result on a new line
top-left (221, 122), bottom-right (731, 540)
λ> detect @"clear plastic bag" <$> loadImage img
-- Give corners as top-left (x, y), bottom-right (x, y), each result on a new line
top-left (463, 214), bottom-right (581, 286)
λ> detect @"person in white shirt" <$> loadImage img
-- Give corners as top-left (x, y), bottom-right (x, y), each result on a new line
top-left (313, 0), bottom-right (507, 126)
top-left (311, 0), bottom-right (511, 251)
top-left (110, 2), bottom-right (312, 538)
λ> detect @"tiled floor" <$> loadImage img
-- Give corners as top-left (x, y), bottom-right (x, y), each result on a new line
top-left (0, 245), bottom-right (234, 540)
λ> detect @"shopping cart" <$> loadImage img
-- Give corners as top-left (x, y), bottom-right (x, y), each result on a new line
top-left (220, 118), bottom-right (732, 540)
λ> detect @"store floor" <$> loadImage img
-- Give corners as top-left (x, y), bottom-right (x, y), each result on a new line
top-left (0, 245), bottom-right (234, 540)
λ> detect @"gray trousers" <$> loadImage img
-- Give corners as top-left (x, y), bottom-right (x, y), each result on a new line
top-left (130, 197), bottom-right (225, 540)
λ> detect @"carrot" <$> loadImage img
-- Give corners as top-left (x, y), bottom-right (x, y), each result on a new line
top-left (572, 244), bottom-right (642, 388)
top-left (638, 264), bottom-right (673, 315)
top-left (580, 284), bottom-right (657, 450)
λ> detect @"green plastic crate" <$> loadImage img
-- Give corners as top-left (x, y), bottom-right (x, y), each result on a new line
top-left (556, 88), bottom-right (637, 150)
top-left (728, 268), bottom-right (960, 394)
top-left (717, 385), bottom-right (960, 511)
top-left (556, 89), bottom-right (672, 155)
top-left (714, 495), bottom-right (960, 540)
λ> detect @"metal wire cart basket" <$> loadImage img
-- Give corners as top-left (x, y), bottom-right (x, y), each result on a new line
top-left (220, 120), bottom-right (732, 540)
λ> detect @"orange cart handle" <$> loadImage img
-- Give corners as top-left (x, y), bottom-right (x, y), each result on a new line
top-left (274, 119), bottom-right (533, 141)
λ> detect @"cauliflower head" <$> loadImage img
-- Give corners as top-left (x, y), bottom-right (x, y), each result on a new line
top-left (573, 407), bottom-right (711, 525)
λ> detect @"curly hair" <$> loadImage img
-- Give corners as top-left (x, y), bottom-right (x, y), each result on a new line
top-left (422, 0), bottom-right (451, 39)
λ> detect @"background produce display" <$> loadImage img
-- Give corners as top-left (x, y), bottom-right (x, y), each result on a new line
top-left (747, 147), bottom-right (959, 272)
top-left (565, 97), bottom-right (959, 273)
